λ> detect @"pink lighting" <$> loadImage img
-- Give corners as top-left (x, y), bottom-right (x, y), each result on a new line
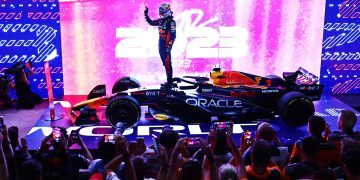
top-left (59, 0), bottom-right (326, 95)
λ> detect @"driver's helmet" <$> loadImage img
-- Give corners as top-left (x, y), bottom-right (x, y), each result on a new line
top-left (158, 3), bottom-right (173, 18)
top-left (210, 64), bottom-right (224, 82)
top-left (212, 64), bottom-right (222, 72)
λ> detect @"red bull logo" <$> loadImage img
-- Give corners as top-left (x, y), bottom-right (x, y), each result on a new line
top-left (213, 71), bottom-right (261, 86)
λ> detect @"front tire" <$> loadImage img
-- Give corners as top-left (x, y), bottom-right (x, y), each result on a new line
top-left (106, 96), bottom-right (141, 128)
top-left (277, 91), bottom-right (314, 126)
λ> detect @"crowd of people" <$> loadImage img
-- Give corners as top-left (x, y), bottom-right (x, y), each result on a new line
top-left (0, 109), bottom-right (359, 180)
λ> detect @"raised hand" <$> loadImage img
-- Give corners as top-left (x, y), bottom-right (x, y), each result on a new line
top-left (208, 129), bottom-right (217, 150)
top-left (20, 138), bottom-right (28, 152)
top-left (0, 125), bottom-right (9, 142)
top-left (324, 123), bottom-right (331, 139)
top-left (174, 138), bottom-right (186, 153)
top-left (57, 134), bottom-right (68, 152)
top-left (158, 144), bottom-right (169, 163)
top-left (39, 134), bottom-right (52, 152)
top-left (199, 138), bottom-right (211, 155)
top-left (226, 122), bottom-right (233, 139)
top-left (115, 136), bottom-right (129, 155)
top-left (144, 6), bottom-right (149, 16)
top-left (68, 131), bottom-right (83, 148)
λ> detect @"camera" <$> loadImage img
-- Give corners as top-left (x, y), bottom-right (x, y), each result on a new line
top-left (6, 61), bottom-right (33, 75)
top-left (214, 121), bottom-right (232, 131)
top-left (52, 127), bottom-right (62, 143)
top-left (186, 137), bottom-right (201, 147)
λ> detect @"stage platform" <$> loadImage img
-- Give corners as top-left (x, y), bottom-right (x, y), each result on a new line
top-left (25, 95), bottom-right (360, 151)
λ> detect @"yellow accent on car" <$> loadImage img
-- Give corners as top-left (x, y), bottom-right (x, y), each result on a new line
top-left (153, 114), bottom-right (169, 121)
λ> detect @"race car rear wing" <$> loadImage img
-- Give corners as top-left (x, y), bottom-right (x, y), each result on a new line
top-left (283, 67), bottom-right (319, 85)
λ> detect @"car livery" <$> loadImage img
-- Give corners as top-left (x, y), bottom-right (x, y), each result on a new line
top-left (71, 67), bottom-right (324, 128)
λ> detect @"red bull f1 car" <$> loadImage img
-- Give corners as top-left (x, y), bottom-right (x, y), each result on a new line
top-left (71, 67), bottom-right (324, 128)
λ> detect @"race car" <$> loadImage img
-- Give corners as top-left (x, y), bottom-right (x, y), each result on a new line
top-left (71, 67), bottom-right (324, 128)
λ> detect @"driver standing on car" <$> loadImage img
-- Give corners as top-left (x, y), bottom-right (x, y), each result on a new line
top-left (144, 3), bottom-right (176, 89)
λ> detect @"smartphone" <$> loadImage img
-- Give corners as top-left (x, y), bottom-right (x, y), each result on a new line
top-left (70, 130), bottom-right (79, 140)
top-left (104, 134), bottom-right (115, 144)
top-left (186, 138), bottom-right (201, 147)
top-left (214, 122), bottom-right (231, 131)
top-left (137, 137), bottom-right (144, 145)
top-left (52, 127), bottom-right (61, 143)
top-left (244, 130), bottom-right (252, 144)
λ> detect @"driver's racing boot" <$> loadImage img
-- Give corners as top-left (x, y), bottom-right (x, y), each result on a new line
top-left (161, 81), bottom-right (173, 90)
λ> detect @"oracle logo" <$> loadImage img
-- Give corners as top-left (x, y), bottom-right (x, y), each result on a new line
top-left (185, 98), bottom-right (242, 108)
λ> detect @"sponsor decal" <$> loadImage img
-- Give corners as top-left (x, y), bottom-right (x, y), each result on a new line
top-left (266, 79), bottom-right (271, 86)
top-left (299, 86), bottom-right (319, 91)
top-left (201, 88), bottom-right (213, 93)
top-left (261, 89), bottom-right (279, 93)
top-left (186, 98), bottom-right (242, 108)
top-left (145, 91), bottom-right (161, 96)
top-left (93, 88), bottom-right (105, 94)
top-left (230, 91), bottom-right (256, 98)
top-left (153, 114), bottom-right (169, 121)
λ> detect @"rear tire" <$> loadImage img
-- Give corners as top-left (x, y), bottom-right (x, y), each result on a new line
top-left (112, 76), bottom-right (141, 93)
top-left (106, 96), bottom-right (141, 128)
top-left (277, 91), bottom-right (314, 126)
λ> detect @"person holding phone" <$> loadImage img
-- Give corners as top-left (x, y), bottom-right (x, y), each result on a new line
top-left (35, 127), bottom-right (93, 180)
top-left (105, 136), bottom-right (137, 180)
top-left (242, 122), bottom-right (287, 168)
top-left (129, 137), bottom-right (146, 156)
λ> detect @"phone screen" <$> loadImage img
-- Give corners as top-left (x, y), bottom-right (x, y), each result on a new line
top-left (214, 122), bottom-right (230, 131)
top-left (104, 135), bottom-right (115, 144)
top-left (244, 130), bottom-right (252, 143)
top-left (52, 127), bottom-right (61, 142)
top-left (186, 138), bottom-right (200, 147)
